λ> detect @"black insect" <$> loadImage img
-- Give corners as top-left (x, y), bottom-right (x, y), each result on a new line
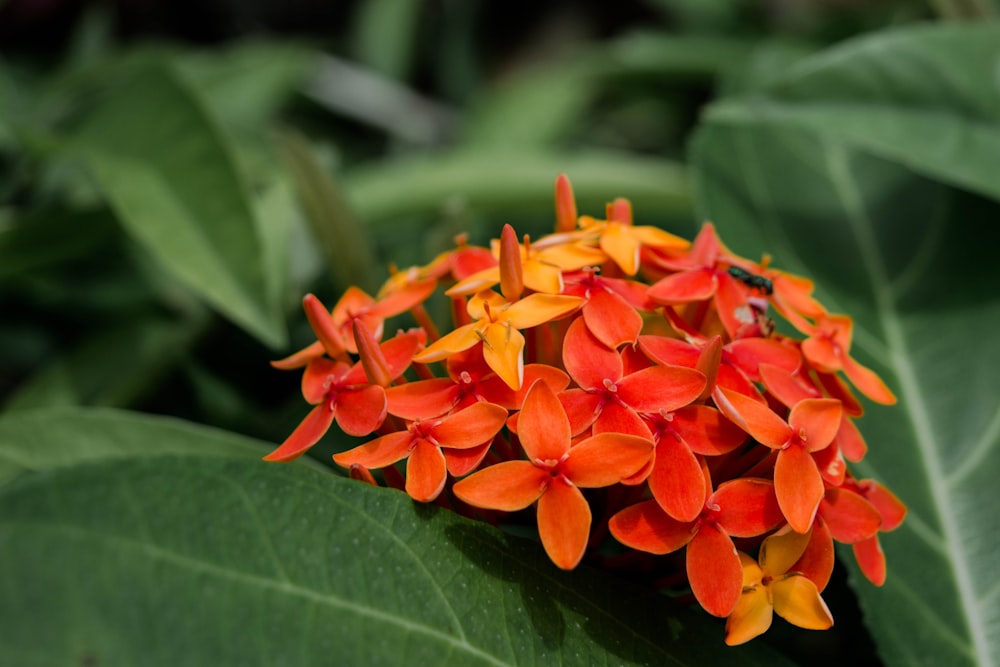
top-left (727, 266), bottom-right (774, 295)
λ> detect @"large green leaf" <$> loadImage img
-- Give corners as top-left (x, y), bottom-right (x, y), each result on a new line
top-left (70, 63), bottom-right (287, 348)
top-left (0, 409), bottom-right (794, 666)
top-left (691, 41), bottom-right (1000, 667)
top-left (702, 22), bottom-right (1000, 204)
top-left (0, 407), bottom-right (264, 485)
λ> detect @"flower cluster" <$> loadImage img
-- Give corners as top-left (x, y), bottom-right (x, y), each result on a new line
top-left (266, 175), bottom-right (906, 645)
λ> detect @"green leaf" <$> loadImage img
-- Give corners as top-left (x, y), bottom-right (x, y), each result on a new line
top-left (702, 23), bottom-right (1000, 205)
top-left (0, 409), bottom-right (792, 664)
top-left (2, 316), bottom-right (205, 413)
top-left (274, 130), bottom-right (381, 292)
top-left (0, 449), bottom-right (794, 666)
top-left (0, 407), bottom-right (265, 486)
top-left (0, 208), bottom-right (118, 282)
top-left (172, 41), bottom-right (313, 133)
top-left (346, 150), bottom-right (692, 224)
top-left (691, 116), bottom-right (1000, 667)
top-left (349, 0), bottom-right (422, 81)
top-left (70, 63), bottom-right (287, 348)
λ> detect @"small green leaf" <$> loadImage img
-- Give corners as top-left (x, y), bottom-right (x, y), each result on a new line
top-left (70, 63), bottom-right (287, 348)
top-left (0, 451), bottom-right (794, 666)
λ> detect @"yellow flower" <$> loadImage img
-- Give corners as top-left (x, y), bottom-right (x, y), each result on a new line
top-left (412, 289), bottom-right (582, 390)
top-left (725, 529), bottom-right (834, 646)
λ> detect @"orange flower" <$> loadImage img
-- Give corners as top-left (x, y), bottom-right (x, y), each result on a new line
top-left (609, 476), bottom-right (785, 617)
top-left (559, 317), bottom-right (706, 438)
top-left (714, 387), bottom-right (842, 533)
top-left (725, 529), bottom-right (834, 646)
top-left (263, 330), bottom-right (423, 462)
top-left (333, 401), bottom-right (508, 502)
top-left (453, 380), bottom-right (653, 569)
top-left (801, 314), bottom-right (896, 405)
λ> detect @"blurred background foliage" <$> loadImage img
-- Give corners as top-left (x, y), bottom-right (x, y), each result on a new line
top-left (2, 1), bottom-right (996, 665)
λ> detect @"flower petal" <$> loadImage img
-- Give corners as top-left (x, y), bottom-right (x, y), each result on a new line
top-left (858, 480), bottom-right (907, 531)
top-left (405, 440), bottom-right (448, 502)
top-left (852, 535), bottom-right (887, 586)
top-left (600, 223), bottom-right (642, 275)
top-left (431, 401), bottom-right (508, 449)
top-left (443, 442), bottom-right (493, 477)
top-left (714, 386), bottom-right (792, 448)
top-left (453, 461), bottom-right (548, 511)
top-left (334, 385), bottom-right (388, 437)
top-left (792, 520), bottom-right (835, 591)
top-left (413, 324), bottom-right (481, 363)
top-left (482, 322), bottom-right (525, 391)
top-left (263, 404), bottom-right (335, 462)
top-left (537, 477), bottom-right (591, 570)
top-left (271, 340), bottom-right (324, 370)
top-left (834, 416), bottom-right (868, 463)
top-left (759, 528), bottom-right (811, 577)
top-left (503, 294), bottom-right (583, 329)
top-left (726, 338), bottom-right (802, 382)
top-left (583, 287), bottom-right (643, 348)
top-left (789, 398), bottom-right (842, 452)
top-left (671, 405), bottom-right (747, 456)
top-left (713, 478), bottom-right (785, 538)
top-left (820, 488), bottom-right (882, 544)
top-left (841, 353), bottom-right (897, 405)
top-left (333, 431), bottom-right (413, 469)
top-left (758, 363), bottom-right (819, 408)
top-left (770, 575), bottom-right (833, 630)
top-left (648, 433), bottom-right (706, 522)
top-left (562, 316), bottom-right (622, 389)
top-left (593, 402), bottom-right (651, 438)
top-left (518, 380), bottom-right (571, 462)
top-left (687, 524), bottom-right (743, 617)
top-left (557, 388), bottom-right (601, 436)
top-left (301, 357), bottom-right (346, 404)
top-left (638, 335), bottom-right (700, 367)
top-left (386, 379), bottom-right (459, 420)
top-left (608, 500), bottom-right (694, 554)
top-left (774, 445), bottom-right (824, 533)
top-left (647, 269), bottom-right (717, 304)
top-left (725, 582), bottom-right (773, 646)
top-left (562, 432), bottom-right (653, 487)
top-left (617, 365), bottom-right (706, 413)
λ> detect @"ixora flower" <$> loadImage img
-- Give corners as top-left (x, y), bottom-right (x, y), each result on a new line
top-left (266, 173), bottom-right (904, 645)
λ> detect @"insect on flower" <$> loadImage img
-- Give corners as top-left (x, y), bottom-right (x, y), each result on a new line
top-left (727, 266), bottom-right (774, 295)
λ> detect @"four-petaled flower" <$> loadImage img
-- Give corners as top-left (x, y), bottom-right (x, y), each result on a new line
top-left (333, 401), bottom-right (509, 502)
top-left (453, 380), bottom-right (653, 569)
top-left (725, 529), bottom-right (834, 646)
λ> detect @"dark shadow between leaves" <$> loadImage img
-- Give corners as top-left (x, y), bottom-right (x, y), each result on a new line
top-left (439, 521), bottom-right (744, 665)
